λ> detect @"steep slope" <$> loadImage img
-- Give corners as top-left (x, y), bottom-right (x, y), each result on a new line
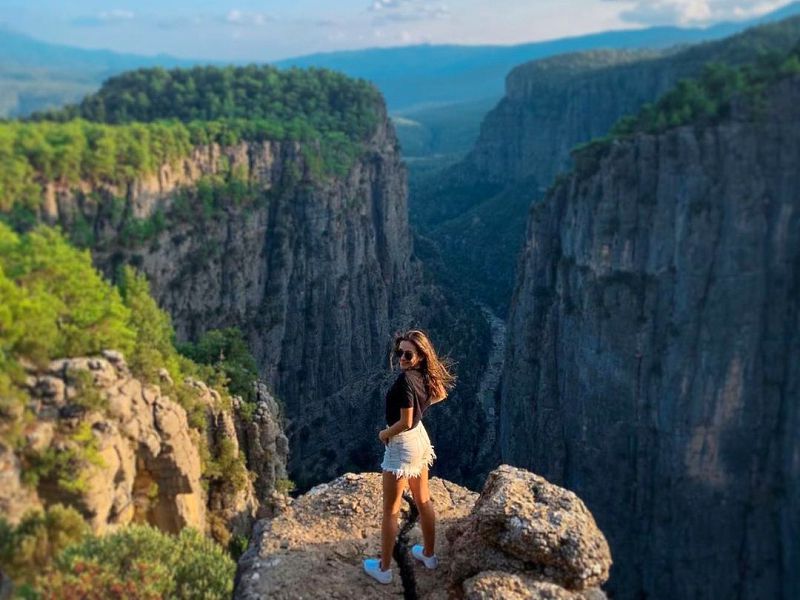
top-left (500, 72), bottom-right (800, 599)
top-left (412, 16), bottom-right (800, 316)
top-left (1, 351), bottom-right (287, 539)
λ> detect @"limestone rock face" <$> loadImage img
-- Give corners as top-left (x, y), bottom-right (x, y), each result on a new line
top-left (462, 572), bottom-right (604, 600)
top-left (0, 440), bottom-right (42, 524)
top-left (411, 19), bottom-right (800, 315)
top-left (233, 465), bottom-right (611, 599)
top-left (4, 352), bottom-right (207, 533)
top-left (0, 351), bottom-right (283, 540)
top-left (500, 76), bottom-right (800, 599)
top-left (233, 383), bottom-right (289, 506)
top-left (447, 466), bottom-right (610, 597)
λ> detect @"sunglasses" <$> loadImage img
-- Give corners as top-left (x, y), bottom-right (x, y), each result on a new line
top-left (395, 349), bottom-right (415, 360)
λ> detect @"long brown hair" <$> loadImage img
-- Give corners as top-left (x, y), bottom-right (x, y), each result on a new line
top-left (389, 329), bottom-right (457, 402)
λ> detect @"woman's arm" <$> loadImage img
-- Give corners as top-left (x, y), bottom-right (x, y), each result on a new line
top-left (384, 407), bottom-right (414, 438)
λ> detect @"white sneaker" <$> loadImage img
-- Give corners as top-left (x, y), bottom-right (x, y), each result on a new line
top-left (363, 558), bottom-right (393, 584)
top-left (412, 544), bottom-right (439, 569)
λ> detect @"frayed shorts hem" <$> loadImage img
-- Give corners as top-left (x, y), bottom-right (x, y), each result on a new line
top-left (381, 447), bottom-right (436, 479)
top-left (380, 421), bottom-right (436, 479)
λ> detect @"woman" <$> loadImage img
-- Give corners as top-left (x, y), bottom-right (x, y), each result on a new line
top-left (363, 329), bottom-right (456, 585)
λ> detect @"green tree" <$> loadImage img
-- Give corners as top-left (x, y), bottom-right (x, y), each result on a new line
top-left (178, 327), bottom-right (258, 400)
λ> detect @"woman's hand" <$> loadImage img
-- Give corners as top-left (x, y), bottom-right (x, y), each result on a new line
top-left (379, 429), bottom-right (390, 446)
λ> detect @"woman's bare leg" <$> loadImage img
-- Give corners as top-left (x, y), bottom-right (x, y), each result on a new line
top-left (408, 465), bottom-right (436, 556)
top-left (381, 471), bottom-right (407, 571)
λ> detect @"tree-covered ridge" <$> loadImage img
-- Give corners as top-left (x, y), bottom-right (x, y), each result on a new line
top-left (0, 217), bottom-right (248, 410)
top-left (0, 66), bottom-right (386, 214)
top-left (32, 64), bottom-right (383, 140)
top-left (572, 45), bottom-right (800, 169)
top-left (0, 115), bottom-right (359, 214)
top-left (612, 48), bottom-right (800, 135)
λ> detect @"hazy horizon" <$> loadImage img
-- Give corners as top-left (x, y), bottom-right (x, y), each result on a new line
top-left (1, 0), bottom-right (796, 62)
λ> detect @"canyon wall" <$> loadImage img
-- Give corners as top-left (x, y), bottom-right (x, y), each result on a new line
top-left (500, 76), bottom-right (800, 599)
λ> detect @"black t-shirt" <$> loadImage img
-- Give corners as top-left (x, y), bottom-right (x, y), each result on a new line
top-left (385, 368), bottom-right (430, 429)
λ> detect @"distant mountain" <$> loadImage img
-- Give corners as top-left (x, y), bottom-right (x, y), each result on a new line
top-left (0, 27), bottom-right (202, 118)
top-left (408, 14), bottom-right (800, 317)
top-left (276, 2), bottom-right (800, 112)
top-left (276, 1), bottom-right (800, 163)
top-left (3, 1), bottom-right (800, 138)
top-left (0, 27), bottom-right (197, 74)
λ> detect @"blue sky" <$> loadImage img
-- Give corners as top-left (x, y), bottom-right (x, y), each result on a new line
top-left (0, 0), bottom-right (794, 61)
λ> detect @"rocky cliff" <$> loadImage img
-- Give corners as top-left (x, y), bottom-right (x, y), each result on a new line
top-left (234, 464), bottom-right (612, 599)
top-left (34, 104), bottom-right (413, 491)
top-left (0, 350), bottom-right (288, 541)
top-left (469, 16), bottom-right (800, 188)
top-left (410, 16), bottom-right (800, 315)
top-left (500, 75), bottom-right (800, 599)
top-left (29, 97), bottom-right (497, 493)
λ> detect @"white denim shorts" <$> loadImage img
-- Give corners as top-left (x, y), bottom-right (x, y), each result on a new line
top-left (381, 420), bottom-right (436, 479)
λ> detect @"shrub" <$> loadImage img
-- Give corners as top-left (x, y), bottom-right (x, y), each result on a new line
top-left (43, 525), bottom-right (236, 599)
top-left (177, 327), bottom-right (258, 401)
top-left (275, 478), bottom-right (296, 495)
top-left (0, 504), bottom-right (89, 586)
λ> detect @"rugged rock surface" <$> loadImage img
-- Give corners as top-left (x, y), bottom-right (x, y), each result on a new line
top-left (410, 17), bottom-right (800, 315)
top-left (0, 350), bottom-right (287, 540)
top-left (462, 573), bottom-right (606, 600)
top-left (470, 17), bottom-right (800, 188)
top-left (452, 465), bottom-right (611, 591)
top-left (233, 383), bottom-right (290, 507)
top-left (500, 76), bottom-right (800, 599)
top-left (234, 464), bottom-right (611, 599)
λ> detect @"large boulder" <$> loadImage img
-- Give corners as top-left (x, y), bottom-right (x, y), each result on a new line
top-left (1, 351), bottom-right (274, 540)
top-left (454, 464), bottom-right (612, 590)
top-left (234, 464), bottom-right (612, 599)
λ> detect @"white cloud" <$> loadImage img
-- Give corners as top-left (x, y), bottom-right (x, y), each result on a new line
top-left (100, 10), bottom-right (135, 21)
top-left (72, 9), bottom-right (135, 26)
top-left (225, 9), bottom-right (270, 26)
top-left (369, 0), bottom-right (411, 11)
top-left (368, 0), bottom-right (450, 23)
top-left (607, 0), bottom-right (792, 26)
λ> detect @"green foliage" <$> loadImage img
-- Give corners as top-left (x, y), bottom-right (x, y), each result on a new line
top-left (38, 525), bottom-right (235, 599)
top-left (35, 560), bottom-right (163, 600)
top-left (66, 368), bottom-right (106, 412)
top-left (1, 115), bottom-right (364, 218)
top-left (0, 65), bottom-right (385, 207)
top-left (228, 534), bottom-right (250, 562)
top-left (0, 222), bottom-right (135, 369)
top-left (0, 226), bottom-right (247, 517)
top-left (0, 504), bottom-right (90, 586)
top-left (36, 65), bottom-right (381, 140)
top-left (275, 477), bottom-right (296, 495)
top-left (203, 438), bottom-right (250, 496)
top-left (118, 266), bottom-right (181, 382)
top-left (119, 210), bottom-right (167, 247)
top-left (20, 421), bottom-right (105, 494)
top-left (237, 399), bottom-right (256, 423)
top-left (68, 211), bottom-right (96, 249)
top-left (177, 327), bottom-right (258, 400)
